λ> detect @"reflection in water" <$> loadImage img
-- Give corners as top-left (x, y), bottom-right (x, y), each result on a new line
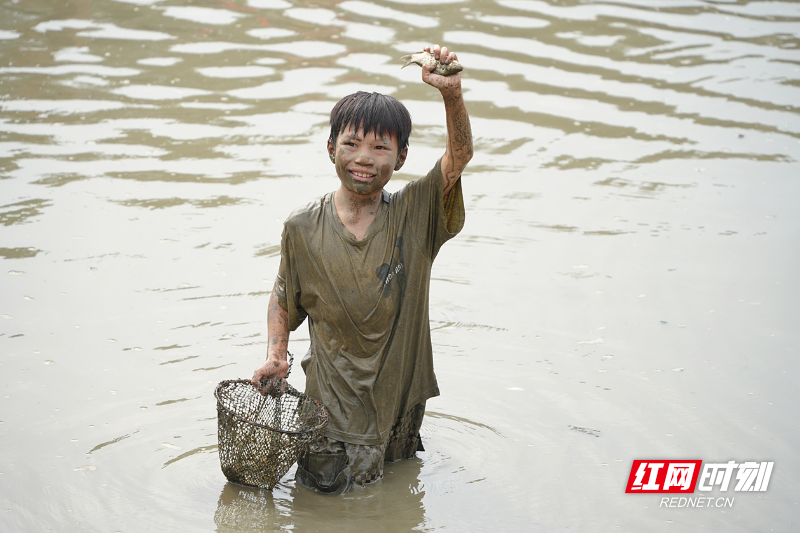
top-left (1, 0), bottom-right (799, 531)
top-left (0, 247), bottom-right (41, 259)
top-left (215, 483), bottom-right (285, 533)
top-left (164, 444), bottom-right (218, 468)
top-left (1, 199), bottom-right (52, 225)
top-left (212, 412), bottom-right (501, 531)
top-left (115, 195), bottom-right (249, 210)
top-left (33, 19), bottom-right (175, 41)
top-left (215, 461), bottom-right (426, 533)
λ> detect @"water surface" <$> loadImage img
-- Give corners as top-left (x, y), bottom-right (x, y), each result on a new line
top-left (1, 0), bottom-right (799, 531)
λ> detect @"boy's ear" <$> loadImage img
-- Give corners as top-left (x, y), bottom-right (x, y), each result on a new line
top-left (394, 146), bottom-right (408, 171)
top-left (327, 138), bottom-right (335, 163)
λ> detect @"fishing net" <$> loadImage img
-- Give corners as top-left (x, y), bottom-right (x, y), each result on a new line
top-left (215, 378), bottom-right (328, 490)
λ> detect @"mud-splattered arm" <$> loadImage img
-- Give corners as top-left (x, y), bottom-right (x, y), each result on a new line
top-left (421, 44), bottom-right (473, 197)
top-left (251, 288), bottom-right (290, 391)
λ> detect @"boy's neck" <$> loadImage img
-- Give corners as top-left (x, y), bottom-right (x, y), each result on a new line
top-left (333, 186), bottom-right (383, 241)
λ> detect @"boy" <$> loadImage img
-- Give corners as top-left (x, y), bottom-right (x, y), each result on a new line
top-left (251, 45), bottom-right (472, 492)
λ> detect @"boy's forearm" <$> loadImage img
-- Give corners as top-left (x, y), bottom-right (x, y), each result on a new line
top-left (418, 45), bottom-right (472, 193)
top-left (252, 289), bottom-right (291, 387)
top-left (267, 288), bottom-right (289, 360)
top-left (441, 86), bottom-right (473, 195)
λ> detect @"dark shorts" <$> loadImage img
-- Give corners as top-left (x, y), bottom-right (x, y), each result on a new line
top-left (296, 403), bottom-right (425, 493)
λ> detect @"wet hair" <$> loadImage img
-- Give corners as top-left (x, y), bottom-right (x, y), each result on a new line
top-left (329, 91), bottom-right (412, 151)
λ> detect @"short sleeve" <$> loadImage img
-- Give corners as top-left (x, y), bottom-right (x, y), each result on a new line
top-left (275, 223), bottom-right (308, 331)
top-left (397, 158), bottom-right (465, 261)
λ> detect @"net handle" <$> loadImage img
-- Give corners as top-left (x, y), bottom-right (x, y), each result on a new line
top-left (285, 351), bottom-right (294, 378)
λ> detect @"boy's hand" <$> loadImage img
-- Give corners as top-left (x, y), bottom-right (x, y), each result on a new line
top-left (256, 376), bottom-right (288, 398)
top-left (421, 44), bottom-right (462, 94)
top-left (251, 356), bottom-right (290, 393)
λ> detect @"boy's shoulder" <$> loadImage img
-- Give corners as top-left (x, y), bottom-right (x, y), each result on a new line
top-left (284, 192), bottom-right (332, 230)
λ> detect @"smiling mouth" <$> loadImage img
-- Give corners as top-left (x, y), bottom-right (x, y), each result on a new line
top-left (349, 169), bottom-right (375, 181)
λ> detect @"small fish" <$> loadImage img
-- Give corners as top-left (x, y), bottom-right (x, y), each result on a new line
top-left (400, 51), bottom-right (463, 76)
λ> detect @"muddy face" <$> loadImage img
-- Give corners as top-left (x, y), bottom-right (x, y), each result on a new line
top-left (328, 126), bottom-right (407, 197)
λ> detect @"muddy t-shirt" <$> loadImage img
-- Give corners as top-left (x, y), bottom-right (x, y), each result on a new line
top-left (274, 159), bottom-right (465, 445)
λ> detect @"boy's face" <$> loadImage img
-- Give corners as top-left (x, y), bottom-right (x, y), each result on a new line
top-left (328, 126), bottom-right (407, 197)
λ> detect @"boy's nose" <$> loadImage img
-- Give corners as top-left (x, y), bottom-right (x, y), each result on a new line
top-left (355, 152), bottom-right (373, 164)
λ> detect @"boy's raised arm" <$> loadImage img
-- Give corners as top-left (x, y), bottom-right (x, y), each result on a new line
top-left (421, 44), bottom-right (473, 197)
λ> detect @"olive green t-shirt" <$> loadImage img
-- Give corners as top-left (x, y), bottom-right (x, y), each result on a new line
top-left (274, 159), bottom-right (465, 445)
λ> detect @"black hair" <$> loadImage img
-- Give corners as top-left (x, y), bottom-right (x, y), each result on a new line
top-left (329, 92), bottom-right (412, 151)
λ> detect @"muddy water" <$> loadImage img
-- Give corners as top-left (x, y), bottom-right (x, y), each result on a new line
top-left (1, 0), bottom-right (799, 531)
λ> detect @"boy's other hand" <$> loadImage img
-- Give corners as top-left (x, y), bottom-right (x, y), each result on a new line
top-left (421, 44), bottom-right (462, 94)
top-left (251, 357), bottom-right (290, 393)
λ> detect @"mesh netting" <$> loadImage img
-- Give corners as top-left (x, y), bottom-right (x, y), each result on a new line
top-left (215, 378), bottom-right (328, 490)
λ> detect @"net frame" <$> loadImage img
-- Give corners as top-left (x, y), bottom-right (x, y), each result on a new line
top-left (215, 378), bottom-right (328, 489)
